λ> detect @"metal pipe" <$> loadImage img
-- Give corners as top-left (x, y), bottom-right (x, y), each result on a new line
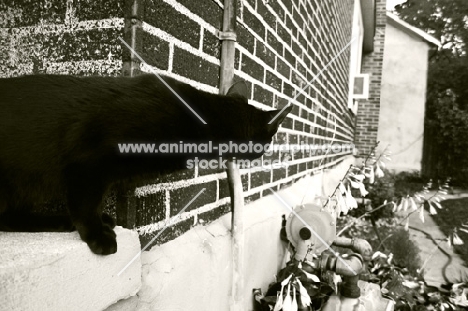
top-left (319, 253), bottom-right (364, 298)
top-left (333, 236), bottom-right (373, 261)
top-left (217, 0), bottom-right (244, 310)
top-left (334, 254), bottom-right (364, 276)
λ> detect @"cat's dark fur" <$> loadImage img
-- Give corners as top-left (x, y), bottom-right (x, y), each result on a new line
top-left (0, 74), bottom-right (291, 255)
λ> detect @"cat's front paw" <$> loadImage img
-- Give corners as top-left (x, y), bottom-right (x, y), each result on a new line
top-left (86, 226), bottom-right (117, 255)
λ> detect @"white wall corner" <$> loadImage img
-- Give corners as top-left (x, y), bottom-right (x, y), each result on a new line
top-left (0, 226), bottom-right (142, 311)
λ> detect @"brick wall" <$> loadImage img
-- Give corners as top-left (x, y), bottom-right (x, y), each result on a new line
top-left (0, 0), bottom-right (124, 77)
top-left (1, 0), bottom-right (357, 246)
top-left (129, 0), bottom-right (356, 245)
top-left (354, 0), bottom-right (387, 156)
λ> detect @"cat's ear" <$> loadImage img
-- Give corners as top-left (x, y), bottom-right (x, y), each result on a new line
top-left (266, 105), bottom-right (293, 134)
top-left (226, 81), bottom-right (249, 99)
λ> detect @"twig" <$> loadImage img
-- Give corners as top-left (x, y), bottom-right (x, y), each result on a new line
top-left (363, 141), bottom-right (380, 167)
top-left (322, 164), bottom-right (354, 209)
top-left (337, 202), bottom-right (394, 236)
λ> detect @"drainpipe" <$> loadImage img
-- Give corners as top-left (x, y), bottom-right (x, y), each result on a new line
top-left (218, 0), bottom-right (244, 310)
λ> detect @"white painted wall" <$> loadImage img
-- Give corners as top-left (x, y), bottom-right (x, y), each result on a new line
top-left (378, 20), bottom-right (431, 172)
top-left (108, 157), bottom-right (356, 311)
top-left (0, 227), bottom-right (141, 311)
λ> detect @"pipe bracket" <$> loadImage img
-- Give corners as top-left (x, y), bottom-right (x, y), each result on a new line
top-left (217, 30), bottom-right (237, 42)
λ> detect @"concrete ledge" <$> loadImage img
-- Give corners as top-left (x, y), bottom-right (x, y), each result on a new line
top-left (0, 227), bottom-right (141, 311)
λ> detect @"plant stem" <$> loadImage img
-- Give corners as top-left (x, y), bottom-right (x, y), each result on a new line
top-left (363, 141), bottom-right (380, 167)
top-left (337, 202), bottom-right (394, 236)
top-left (323, 164), bottom-right (354, 209)
top-left (370, 214), bottom-right (384, 248)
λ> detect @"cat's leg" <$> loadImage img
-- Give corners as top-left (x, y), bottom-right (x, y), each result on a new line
top-left (65, 172), bottom-right (117, 255)
top-left (102, 212), bottom-right (116, 229)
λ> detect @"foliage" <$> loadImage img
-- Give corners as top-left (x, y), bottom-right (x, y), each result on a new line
top-left (348, 170), bottom-right (425, 221)
top-left (370, 252), bottom-right (468, 310)
top-left (394, 0), bottom-right (468, 183)
top-left (430, 198), bottom-right (468, 267)
top-left (393, 171), bottom-right (426, 197)
top-left (381, 228), bottom-right (422, 276)
top-left (322, 143), bottom-right (392, 217)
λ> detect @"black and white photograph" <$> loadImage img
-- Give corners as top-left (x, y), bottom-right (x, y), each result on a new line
top-left (1, 0), bottom-right (468, 310)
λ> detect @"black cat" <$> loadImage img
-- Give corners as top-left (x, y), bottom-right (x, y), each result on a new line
top-left (0, 74), bottom-right (292, 255)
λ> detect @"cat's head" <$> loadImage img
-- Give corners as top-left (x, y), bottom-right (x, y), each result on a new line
top-left (212, 81), bottom-right (293, 160)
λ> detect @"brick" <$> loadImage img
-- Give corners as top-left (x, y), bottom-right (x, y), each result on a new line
top-left (263, 149), bottom-right (279, 165)
top-left (292, 1), bottom-right (301, 18)
top-left (275, 132), bottom-right (288, 144)
top-left (276, 23), bottom-right (291, 47)
top-left (257, 0), bottom-right (276, 25)
top-left (285, 15), bottom-right (294, 31)
top-left (135, 191), bottom-right (166, 226)
top-left (266, 71), bottom-right (282, 92)
top-left (244, 0), bottom-right (256, 8)
top-left (282, 82), bottom-right (294, 97)
top-left (198, 203), bottom-right (231, 223)
top-left (284, 48), bottom-right (295, 66)
top-left (275, 96), bottom-right (290, 110)
top-left (139, 217), bottom-right (193, 245)
top-left (237, 24), bottom-right (255, 54)
top-left (141, 32), bottom-right (170, 70)
top-left (251, 170), bottom-right (272, 188)
top-left (169, 181), bottom-right (217, 215)
top-left (289, 133), bottom-right (298, 144)
top-left (144, 0), bottom-right (200, 48)
top-left (77, 0), bottom-right (123, 20)
top-left (253, 85), bottom-right (274, 106)
top-left (255, 42), bottom-right (275, 68)
top-left (279, 180), bottom-right (293, 189)
top-left (219, 178), bottom-right (230, 199)
top-left (273, 167), bottom-right (287, 181)
top-left (203, 30), bottom-right (221, 58)
top-left (156, 169), bottom-right (195, 183)
top-left (36, 28), bottom-right (122, 63)
top-left (296, 61), bottom-right (307, 78)
top-left (242, 174), bottom-right (249, 192)
top-left (294, 120), bottom-right (303, 132)
top-left (1, 0), bottom-right (66, 27)
top-left (235, 49), bottom-right (241, 70)
top-left (291, 102), bottom-right (300, 115)
top-left (245, 192), bottom-right (261, 204)
top-left (176, 0), bottom-right (223, 28)
top-left (288, 164), bottom-right (298, 176)
top-left (172, 47), bottom-right (219, 87)
top-left (266, 30), bottom-right (282, 54)
top-left (241, 54), bottom-right (264, 81)
top-left (243, 8), bottom-right (265, 38)
top-left (282, 115), bottom-right (293, 129)
top-left (282, 0), bottom-right (293, 14)
top-left (269, 0), bottom-right (285, 21)
top-left (198, 167), bottom-right (224, 176)
top-left (276, 57), bottom-right (290, 78)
